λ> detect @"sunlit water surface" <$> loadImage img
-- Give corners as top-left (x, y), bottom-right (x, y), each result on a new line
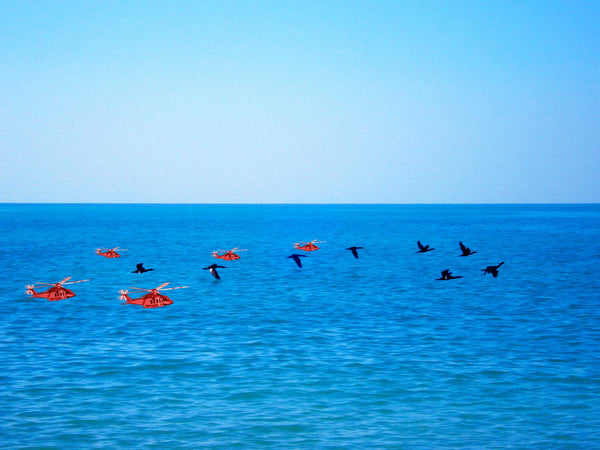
top-left (1, 204), bottom-right (599, 448)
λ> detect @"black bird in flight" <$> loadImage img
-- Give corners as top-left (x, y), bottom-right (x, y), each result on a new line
top-left (346, 246), bottom-right (363, 259)
top-left (482, 262), bottom-right (504, 278)
top-left (459, 241), bottom-right (477, 256)
top-left (288, 254), bottom-right (306, 268)
top-left (437, 269), bottom-right (463, 280)
top-left (204, 264), bottom-right (226, 280)
top-left (132, 263), bottom-right (154, 273)
top-left (416, 241), bottom-right (434, 253)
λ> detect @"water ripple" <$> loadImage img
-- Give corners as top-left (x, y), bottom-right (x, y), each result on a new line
top-left (1, 204), bottom-right (599, 447)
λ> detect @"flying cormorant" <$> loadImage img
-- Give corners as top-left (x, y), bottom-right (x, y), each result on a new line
top-left (346, 246), bottom-right (363, 259)
top-left (482, 262), bottom-right (504, 278)
top-left (288, 254), bottom-right (306, 268)
top-left (204, 264), bottom-right (226, 280)
top-left (132, 263), bottom-right (154, 273)
top-left (459, 241), bottom-right (477, 256)
top-left (437, 269), bottom-right (463, 280)
top-left (417, 241), bottom-right (434, 253)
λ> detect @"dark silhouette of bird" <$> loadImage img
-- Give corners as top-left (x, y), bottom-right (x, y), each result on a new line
top-left (288, 254), bottom-right (306, 268)
top-left (482, 262), bottom-right (504, 278)
top-left (346, 246), bottom-right (363, 259)
top-left (416, 241), bottom-right (434, 253)
top-left (437, 269), bottom-right (463, 280)
top-left (459, 241), bottom-right (477, 256)
top-left (132, 263), bottom-right (154, 273)
top-left (204, 264), bottom-right (226, 280)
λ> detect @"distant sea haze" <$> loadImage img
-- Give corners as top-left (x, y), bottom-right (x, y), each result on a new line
top-left (2, 204), bottom-right (599, 447)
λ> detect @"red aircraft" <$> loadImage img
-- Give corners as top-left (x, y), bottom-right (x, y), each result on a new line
top-left (212, 247), bottom-right (247, 261)
top-left (120, 282), bottom-right (188, 309)
top-left (96, 247), bottom-right (126, 258)
top-left (294, 240), bottom-right (324, 252)
top-left (26, 277), bottom-right (89, 301)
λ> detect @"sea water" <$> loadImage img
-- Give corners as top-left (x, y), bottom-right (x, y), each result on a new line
top-left (0, 204), bottom-right (599, 448)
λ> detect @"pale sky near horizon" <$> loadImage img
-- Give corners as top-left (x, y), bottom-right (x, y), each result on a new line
top-left (1, 1), bottom-right (599, 203)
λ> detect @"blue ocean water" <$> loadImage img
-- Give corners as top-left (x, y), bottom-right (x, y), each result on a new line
top-left (0, 204), bottom-right (599, 448)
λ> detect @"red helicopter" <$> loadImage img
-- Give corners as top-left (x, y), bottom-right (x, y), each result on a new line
top-left (120, 282), bottom-right (188, 309)
top-left (294, 240), bottom-right (324, 252)
top-left (26, 277), bottom-right (89, 301)
top-left (212, 247), bottom-right (247, 261)
top-left (96, 247), bottom-right (126, 258)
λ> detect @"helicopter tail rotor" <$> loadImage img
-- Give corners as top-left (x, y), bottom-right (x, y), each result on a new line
top-left (25, 285), bottom-right (35, 295)
top-left (119, 289), bottom-right (129, 302)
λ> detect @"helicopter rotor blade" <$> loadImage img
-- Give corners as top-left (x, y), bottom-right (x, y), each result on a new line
top-left (155, 282), bottom-right (171, 290)
top-left (58, 277), bottom-right (72, 285)
top-left (159, 286), bottom-right (189, 291)
top-left (129, 287), bottom-right (153, 292)
top-left (62, 279), bottom-right (89, 285)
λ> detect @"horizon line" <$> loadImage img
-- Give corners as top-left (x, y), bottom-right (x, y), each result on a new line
top-left (2, 202), bottom-right (599, 206)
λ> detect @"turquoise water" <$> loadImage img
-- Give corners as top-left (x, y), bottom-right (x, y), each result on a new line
top-left (1, 204), bottom-right (599, 448)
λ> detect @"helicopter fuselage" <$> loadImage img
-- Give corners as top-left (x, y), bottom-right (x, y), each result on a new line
top-left (295, 243), bottom-right (319, 251)
top-left (97, 250), bottom-right (120, 258)
top-left (121, 291), bottom-right (173, 308)
top-left (28, 286), bottom-right (76, 301)
top-left (213, 251), bottom-right (240, 260)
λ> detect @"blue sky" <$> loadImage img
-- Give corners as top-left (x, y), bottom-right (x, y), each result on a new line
top-left (1, 1), bottom-right (599, 203)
